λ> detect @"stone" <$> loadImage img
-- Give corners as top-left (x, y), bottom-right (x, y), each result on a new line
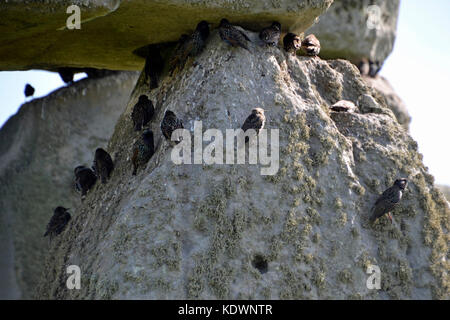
top-left (0, 0), bottom-right (333, 71)
top-left (306, 0), bottom-right (400, 65)
top-left (33, 29), bottom-right (449, 299)
top-left (0, 71), bottom-right (139, 299)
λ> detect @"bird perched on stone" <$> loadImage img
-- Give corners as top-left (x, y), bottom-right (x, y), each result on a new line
top-left (358, 58), bottom-right (370, 76)
top-left (219, 18), bottom-right (251, 51)
top-left (242, 108), bottom-right (266, 143)
top-left (283, 32), bottom-right (301, 55)
top-left (369, 60), bottom-right (382, 77)
top-left (330, 100), bottom-right (358, 113)
top-left (144, 45), bottom-right (164, 89)
top-left (370, 178), bottom-right (408, 223)
top-left (169, 21), bottom-right (210, 77)
top-left (161, 110), bottom-right (184, 143)
top-left (131, 95), bottom-right (155, 131)
top-left (301, 34), bottom-right (320, 56)
top-left (58, 68), bottom-right (75, 84)
top-left (259, 21), bottom-right (281, 47)
top-left (74, 166), bottom-right (97, 199)
top-left (132, 130), bottom-right (155, 175)
top-left (44, 207), bottom-right (71, 240)
top-left (93, 148), bottom-right (114, 184)
top-left (24, 84), bottom-right (35, 98)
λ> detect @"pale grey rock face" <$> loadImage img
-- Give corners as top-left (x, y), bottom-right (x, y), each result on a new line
top-left (0, 0), bottom-right (332, 71)
top-left (33, 30), bottom-right (449, 300)
top-left (0, 72), bottom-right (139, 299)
top-left (362, 75), bottom-right (411, 131)
top-left (306, 0), bottom-right (400, 65)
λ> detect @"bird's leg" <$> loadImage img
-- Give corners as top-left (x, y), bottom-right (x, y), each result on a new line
top-left (388, 212), bottom-right (393, 223)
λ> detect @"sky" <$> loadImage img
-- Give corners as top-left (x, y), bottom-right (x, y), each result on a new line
top-left (0, 0), bottom-right (449, 184)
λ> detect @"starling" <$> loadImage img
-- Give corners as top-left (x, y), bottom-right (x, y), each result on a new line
top-left (369, 60), bottom-right (382, 77)
top-left (358, 58), bottom-right (370, 76)
top-left (169, 21), bottom-right (210, 77)
top-left (144, 45), bottom-right (164, 89)
top-left (370, 178), bottom-right (408, 223)
top-left (169, 34), bottom-right (190, 77)
top-left (219, 18), bottom-right (251, 51)
top-left (58, 67), bottom-right (75, 84)
top-left (161, 110), bottom-right (184, 143)
top-left (301, 34), bottom-right (320, 56)
top-left (93, 148), bottom-right (114, 184)
top-left (24, 84), bottom-right (35, 97)
top-left (131, 95), bottom-right (155, 131)
top-left (259, 21), bottom-right (281, 47)
top-left (132, 130), bottom-right (155, 175)
top-left (74, 166), bottom-right (97, 199)
top-left (283, 32), bottom-right (301, 55)
top-left (44, 207), bottom-right (71, 240)
top-left (241, 108), bottom-right (266, 143)
top-left (330, 100), bottom-right (357, 113)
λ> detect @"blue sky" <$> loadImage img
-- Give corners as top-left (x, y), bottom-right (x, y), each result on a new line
top-left (0, 0), bottom-right (449, 184)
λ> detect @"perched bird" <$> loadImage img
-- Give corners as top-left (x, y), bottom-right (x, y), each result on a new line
top-left (93, 148), bottom-right (114, 184)
top-left (369, 60), bottom-right (382, 77)
top-left (370, 178), bottom-right (408, 223)
top-left (144, 45), bottom-right (164, 89)
top-left (58, 68), bottom-right (75, 84)
top-left (132, 130), bottom-right (155, 175)
top-left (161, 110), bottom-right (184, 143)
top-left (24, 84), bottom-right (35, 98)
top-left (131, 95), bottom-right (155, 131)
top-left (241, 108), bottom-right (266, 143)
top-left (301, 34), bottom-right (321, 56)
top-left (259, 21), bottom-right (281, 46)
top-left (357, 58), bottom-right (370, 76)
top-left (169, 34), bottom-right (190, 77)
top-left (74, 166), bottom-right (97, 199)
top-left (283, 32), bottom-right (301, 55)
top-left (330, 100), bottom-right (358, 113)
top-left (169, 21), bottom-right (210, 77)
top-left (219, 18), bottom-right (251, 51)
top-left (44, 207), bottom-right (71, 240)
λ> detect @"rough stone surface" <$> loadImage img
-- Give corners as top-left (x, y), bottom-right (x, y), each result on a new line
top-left (306, 0), bottom-right (400, 65)
top-left (0, 71), bottom-right (139, 299)
top-left (0, 0), bottom-right (332, 71)
top-left (362, 75), bottom-right (411, 131)
top-left (34, 30), bottom-right (449, 299)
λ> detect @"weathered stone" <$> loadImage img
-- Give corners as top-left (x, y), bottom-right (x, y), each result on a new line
top-left (363, 75), bottom-right (411, 131)
top-left (33, 29), bottom-right (449, 299)
top-left (306, 0), bottom-right (400, 65)
top-left (0, 71), bottom-right (139, 299)
top-left (0, 0), bottom-right (333, 71)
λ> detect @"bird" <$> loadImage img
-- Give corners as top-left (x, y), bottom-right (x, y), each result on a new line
top-left (161, 110), bottom-right (184, 143)
top-left (219, 18), bottom-right (251, 51)
top-left (74, 166), bottom-right (97, 199)
top-left (57, 68), bottom-right (75, 84)
top-left (144, 45), bottom-right (164, 89)
top-left (330, 100), bottom-right (357, 113)
top-left (301, 34), bottom-right (321, 56)
top-left (44, 207), bottom-right (71, 240)
top-left (132, 130), bottom-right (155, 175)
top-left (283, 32), bottom-right (301, 55)
top-left (169, 34), bottom-right (190, 77)
top-left (131, 95), bottom-right (155, 131)
top-left (24, 84), bottom-right (35, 98)
top-left (357, 58), bottom-right (370, 76)
top-left (169, 21), bottom-right (210, 77)
top-left (241, 108), bottom-right (266, 143)
top-left (369, 178), bottom-right (408, 223)
top-left (369, 60), bottom-right (383, 77)
top-left (259, 21), bottom-right (281, 47)
top-left (93, 148), bottom-right (114, 184)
